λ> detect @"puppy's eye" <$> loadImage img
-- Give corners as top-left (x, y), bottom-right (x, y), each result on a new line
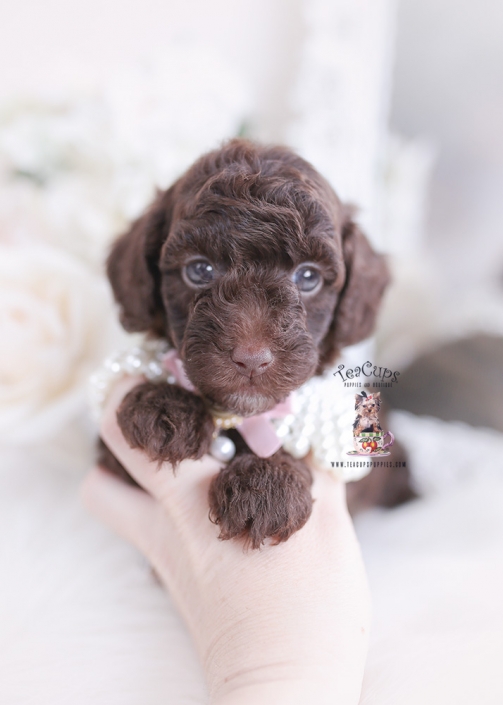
top-left (292, 265), bottom-right (322, 294)
top-left (183, 259), bottom-right (215, 287)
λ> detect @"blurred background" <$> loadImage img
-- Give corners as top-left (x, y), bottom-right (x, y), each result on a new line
top-left (1, 1), bottom-right (502, 703)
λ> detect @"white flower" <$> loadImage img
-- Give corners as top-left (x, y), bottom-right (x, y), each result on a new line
top-left (0, 244), bottom-right (122, 443)
top-left (0, 49), bottom-right (250, 267)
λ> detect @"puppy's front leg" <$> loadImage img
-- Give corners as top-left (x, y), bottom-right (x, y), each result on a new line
top-left (208, 450), bottom-right (313, 549)
top-left (116, 381), bottom-right (215, 466)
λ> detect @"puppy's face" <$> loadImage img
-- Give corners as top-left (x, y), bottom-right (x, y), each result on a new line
top-left (355, 393), bottom-right (381, 417)
top-left (160, 199), bottom-right (343, 416)
top-left (107, 140), bottom-right (389, 416)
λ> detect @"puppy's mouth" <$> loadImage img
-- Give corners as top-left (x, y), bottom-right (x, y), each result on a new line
top-left (205, 385), bottom-right (284, 417)
top-left (183, 350), bottom-right (317, 417)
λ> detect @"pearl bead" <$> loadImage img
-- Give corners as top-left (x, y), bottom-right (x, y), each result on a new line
top-left (210, 435), bottom-right (236, 462)
top-left (287, 435), bottom-right (310, 459)
top-left (322, 436), bottom-right (336, 450)
top-left (145, 360), bottom-right (163, 379)
top-left (275, 423), bottom-right (290, 438)
top-left (124, 355), bottom-right (140, 373)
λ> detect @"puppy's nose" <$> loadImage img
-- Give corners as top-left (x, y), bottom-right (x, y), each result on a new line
top-left (231, 345), bottom-right (273, 378)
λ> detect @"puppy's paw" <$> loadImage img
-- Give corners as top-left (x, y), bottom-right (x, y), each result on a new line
top-left (208, 450), bottom-right (313, 549)
top-left (116, 381), bottom-right (214, 465)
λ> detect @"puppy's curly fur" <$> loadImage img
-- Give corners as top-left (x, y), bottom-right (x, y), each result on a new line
top-left (99, 138), bottom-right (409, 547)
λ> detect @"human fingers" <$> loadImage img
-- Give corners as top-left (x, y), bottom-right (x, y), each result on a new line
top-left (99, 376), bottom-right (223, 505)
top-left (80, 465), bottom-right (161, 556)
top-left (81, 465), bottom-right (204, 605)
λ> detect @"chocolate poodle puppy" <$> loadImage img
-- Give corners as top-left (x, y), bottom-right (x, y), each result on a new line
top-left (99, 139), bottom-right (397, 547)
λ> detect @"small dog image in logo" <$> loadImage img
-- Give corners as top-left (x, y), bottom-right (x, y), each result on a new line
top-left (347, 391), bottom-right (394, 456)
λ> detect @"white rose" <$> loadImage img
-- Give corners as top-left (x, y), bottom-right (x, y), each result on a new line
top-left (0, 244), bottom-right (121, 444)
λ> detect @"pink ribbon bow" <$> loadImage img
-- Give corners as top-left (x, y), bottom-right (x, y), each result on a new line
top-left (162, 349), bottom-right (291, 458)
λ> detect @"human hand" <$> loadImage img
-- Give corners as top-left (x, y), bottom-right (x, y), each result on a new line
top-left (81, 377), bottom-right (370, 705)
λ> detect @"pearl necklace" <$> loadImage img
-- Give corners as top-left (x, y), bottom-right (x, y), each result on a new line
top-left (89, 337), bottom-right (369, 483)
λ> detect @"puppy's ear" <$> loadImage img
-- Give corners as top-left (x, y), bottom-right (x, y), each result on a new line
top-left (107, 187), bottom-right (175, 335)
top-left (319, 211), bottom-right (390, 368)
